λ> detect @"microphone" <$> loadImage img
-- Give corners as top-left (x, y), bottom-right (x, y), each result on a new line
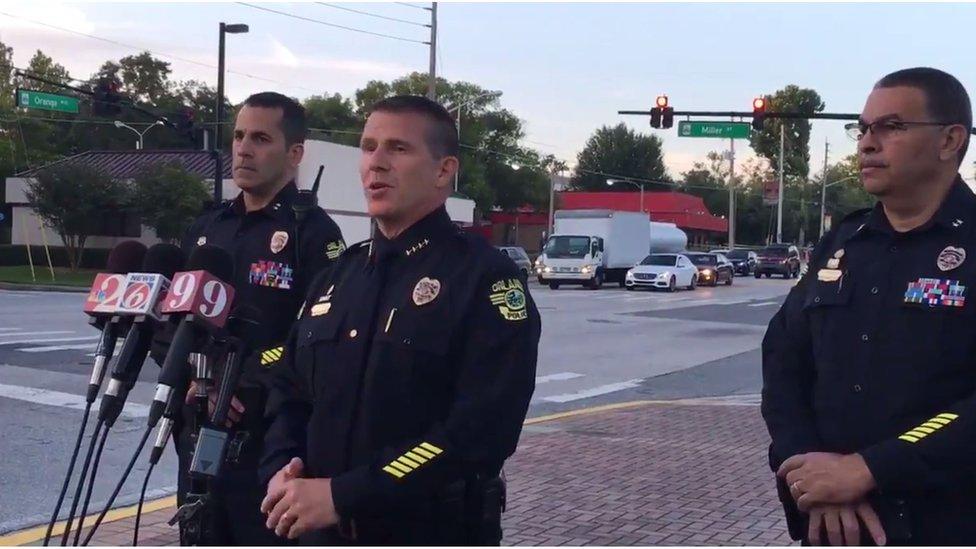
top-left (98, 244), bottom-right (185, 428)
top-left (82, 241), bottom-right (147, 403)
top-left (190, 305), bottom-right (262, 480)
top-left (148, 245), bottom-right (236, 428)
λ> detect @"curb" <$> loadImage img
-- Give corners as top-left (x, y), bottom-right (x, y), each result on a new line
top-left (0, 496), bottom-right (177, 546)
top-left (0, 282), bottom-right (89, 293)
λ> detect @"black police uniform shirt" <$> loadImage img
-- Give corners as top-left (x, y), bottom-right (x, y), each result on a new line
top-left (762, 176), bottom-right (976, 543)
top-left (180, 181), bottom-right (345, 426)
top-left (261, 205), bottom-right (541, 537)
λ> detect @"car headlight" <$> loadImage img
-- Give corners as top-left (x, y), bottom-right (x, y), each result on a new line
top-left (658, 271), bottom-right (671, 279)
top-left (702, 269), bottom-right (713, 276)
top-left (626, 269), bottom-right (635, 279)
top-left (581, 266), bottom-right (590, 274)
top-left (543, 266), bottom-right (552, 273)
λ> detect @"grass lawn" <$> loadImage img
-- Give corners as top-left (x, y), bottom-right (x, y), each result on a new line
top-left (0, 265), bottom-right (98, 287)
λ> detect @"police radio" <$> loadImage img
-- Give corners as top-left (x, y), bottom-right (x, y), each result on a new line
top-left (291, 164), bottom-right (324, 275)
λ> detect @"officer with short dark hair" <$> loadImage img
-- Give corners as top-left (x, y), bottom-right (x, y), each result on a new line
top-left (259, 95), bottom-right (541, 545)
top-left (762, 67), bottom-right (976, 545)
top-left (173, 91), bottom-right (344, 545)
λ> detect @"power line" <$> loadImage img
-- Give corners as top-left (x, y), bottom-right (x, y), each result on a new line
top-left (314, 2), bottom-right (429, 28)
top-left (0, 10), bottom-right (322, 95)
top-left (395, 2), bottom-right (431, 11)
top-left (237, 3), bottom-right (429, 45)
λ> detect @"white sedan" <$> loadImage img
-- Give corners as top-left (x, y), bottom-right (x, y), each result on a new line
top-left (625, 253), bottom-right (699, 292)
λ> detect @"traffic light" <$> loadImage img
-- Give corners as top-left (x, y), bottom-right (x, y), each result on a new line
top-left (176, 107), bottom-right (196, 135)
top-left (92, 78), bottom-right (122, 117)
top-left (752, 96), bottom-right (767, 131)
top-left (650, 95), bottom-right (668, 129)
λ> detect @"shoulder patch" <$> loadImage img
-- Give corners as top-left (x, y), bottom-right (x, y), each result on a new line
top-left (489, 277), bottom-right (528, 321)
top-left (326, 240), bottom-right (347, 260)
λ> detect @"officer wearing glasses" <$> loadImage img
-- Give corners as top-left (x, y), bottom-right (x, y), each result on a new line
top-left (762, 67), bottom-right (976, 545)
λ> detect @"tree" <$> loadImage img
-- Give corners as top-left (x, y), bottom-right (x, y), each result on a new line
top-left (15, 50), bottom-right (71, 93)
top-left (816, 154), bottom-right (874, 231)
top-left (304, 93), bottom-right (360, 146)
top-left (25, 163), bottom-right (126, 270)
top-left (128, 161), bottom-right (210, 242)
top-left (570, 123), bottom-right (669, 191)
top-left (118, 52), bottom-right (172, 104)
top-left (749, 85), bottom-right (825, 180)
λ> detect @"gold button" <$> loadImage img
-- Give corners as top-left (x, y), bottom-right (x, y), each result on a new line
top-left (349, 329), bottom-right (358, 338)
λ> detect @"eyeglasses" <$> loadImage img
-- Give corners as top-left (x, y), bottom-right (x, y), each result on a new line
top-left (845, 119), bottom-right (955, 141)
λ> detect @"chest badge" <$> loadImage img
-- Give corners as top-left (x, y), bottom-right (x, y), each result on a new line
top-left (196, 236), bottom-right (207, 246)
top-left (270, 231), bottom-right (289, 254)
top-left (937, 246), bottom-right (966, 272)
top-left (412, 277), bottom-right (441, 306)
top-left (310, 302), bottom-right (332, 317)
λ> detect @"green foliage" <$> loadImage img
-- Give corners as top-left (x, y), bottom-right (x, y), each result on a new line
top-left (128, 161), bottom-right (210, 242)
top-left (570, 124), bottom-right (669, 191)
top-left (748, 85), bottom-right (825, 179)
top-left (24, 162), bottom-right (126, 270)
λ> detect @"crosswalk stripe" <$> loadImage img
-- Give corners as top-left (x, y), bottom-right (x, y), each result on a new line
top-left (0, 336), bottom-right (96, 346)
top-left (20, 344), bottom-right (98, 353)
top-left (0, 330), bottom-right (76, 339)
top-left (535, 372), bottom-right (584, 384)
top-left (0, 383), bottom-right (150, 418)
top-left (0, 328), bottom-right (21, 332)
top-left (747, 301), bottom-right (779, 307)
top-left (539, 379), bottom-right (644, 403)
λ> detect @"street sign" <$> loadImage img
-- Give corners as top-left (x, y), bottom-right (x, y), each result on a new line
top-left (15, 88), bottom-right (79, 114)
top-left (678, 121), bottom-right (751, 139)
top-left (763, 178), bottom-right (780, 206)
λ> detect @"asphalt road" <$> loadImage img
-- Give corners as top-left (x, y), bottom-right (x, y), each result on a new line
top-left (0, 275), bottom-right (794, 534)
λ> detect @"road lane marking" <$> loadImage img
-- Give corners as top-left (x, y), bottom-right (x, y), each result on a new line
top-left (539, 379), bottom-right (644, 403)
top-left (0, 336), bottom-right (96, 346)
top-left (535, 372), bottom-right (584, 384)
top-left (748, 301), bottom-right (779, 307)
top-left (0, 383), bottom-right (149, 418)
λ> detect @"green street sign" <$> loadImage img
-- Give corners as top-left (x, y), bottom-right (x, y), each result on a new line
top-left (678, 121), bottom-right (751, 139)
top-left (15, 88), bottom-right (80, 114)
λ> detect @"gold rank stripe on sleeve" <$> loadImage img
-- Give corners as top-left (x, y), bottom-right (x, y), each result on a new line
top-left (381, 442), bottom-right (444, 480)
top-left (260, 346), bottom-right (284, 367)
top-left (898, 412), bottom-right (959, 443)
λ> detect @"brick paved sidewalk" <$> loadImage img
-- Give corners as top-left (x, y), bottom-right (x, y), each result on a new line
top-left (14, 400), bottom-right (794, 546)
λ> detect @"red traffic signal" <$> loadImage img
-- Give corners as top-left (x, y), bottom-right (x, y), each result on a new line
top-left (752, 96), bottom-right (767, 131)
top-left (656, 95), bottom-right (669, 109)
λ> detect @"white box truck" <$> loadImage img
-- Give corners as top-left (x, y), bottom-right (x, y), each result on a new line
top-left (536, 209), bottom-right (650, 290)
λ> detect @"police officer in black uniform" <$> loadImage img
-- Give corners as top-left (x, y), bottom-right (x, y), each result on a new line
top-left (762, 68), bottom-right (976, 546)
top-left (258, 95), bottom-right (541, 545)
top-left (174, 91), bottom-right (344, 544)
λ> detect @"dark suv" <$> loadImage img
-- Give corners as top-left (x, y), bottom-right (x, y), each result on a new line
top-left (755, 244), bottom-right (801, 279)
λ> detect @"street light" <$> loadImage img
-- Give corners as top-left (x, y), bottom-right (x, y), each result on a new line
top-left (113, 120), bottom-right (163, 150)
top-left (214, 22), bottom-right (249, 202)
top-left (819, 175), bottom-right (858, 237)
top-left (607, 178), bottom-right (645, 214)
top-left (445, 91), bottom-right (502, 192)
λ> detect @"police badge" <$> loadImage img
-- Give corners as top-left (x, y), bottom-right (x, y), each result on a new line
top-left (412, 277), bottom-right (441, 306)
top-left (937, 246), bottom-right (966, 272)
top-left (270, 231), bottom-right (289, 254)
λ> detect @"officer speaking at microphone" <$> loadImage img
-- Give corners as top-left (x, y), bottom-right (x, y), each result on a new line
top-left (169, 91), bottom-right (344, 545)
top-left (762, 67), bottom-right (976, 545)
top-left (259, 95), bottom-right (541, 545)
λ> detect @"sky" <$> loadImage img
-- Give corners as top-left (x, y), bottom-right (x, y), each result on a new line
top-left (2, 1), bottom-right (975, 182)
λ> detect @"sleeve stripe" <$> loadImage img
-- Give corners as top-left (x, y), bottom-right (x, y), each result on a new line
top-left (937, 413), bottom-right (960, 420)
top-left (404, 451), bottom-right (427, 464)
top-left (396, 456), bottom-right (421, 469)
top-left (413, 447), bottom-right (436, 459)
top-left (389, 461), bottom-right (413, 474)
top-left (904, 430), bottom-right (929, 439)
top-left (921, 422), bottom-right (944, 430)
top-left (419, 442), bottom-right (443, 454)
top-left (382, 465), bottom-right (405, 479)
top-left (899, 434), bottom-right (920, 443)
top-left (930, 417), bottom-right (953, 425)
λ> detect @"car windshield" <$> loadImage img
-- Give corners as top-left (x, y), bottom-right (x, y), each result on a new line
top-left (688, 254), bottom-right (717, 266)
top-left (544, 236), bottom-right (590, 259)
top-left (641, 254), bottom-right (676, 266)
top-left (727, 250), bottom-right (750, 260)
top-left (761, 247), bottom-right (789, 257)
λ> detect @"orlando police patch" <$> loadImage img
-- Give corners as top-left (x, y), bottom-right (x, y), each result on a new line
top-left (489, 278), bottom-right (527, 321)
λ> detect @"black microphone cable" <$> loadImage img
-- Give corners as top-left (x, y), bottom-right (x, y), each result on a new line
top-left (132, 460), bottom-right (155, 546)
top-left (58, 419), bottom-right (105, 546)
top-left (42, 401), bottom-right (93, 546)
top-left (80, 425), bottom-right (153, 546)
top-left (72, 425), bottom-right (111, 546)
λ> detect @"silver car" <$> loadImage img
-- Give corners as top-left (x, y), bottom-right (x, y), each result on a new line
top-left (497, 246), bottom-right (532, 278)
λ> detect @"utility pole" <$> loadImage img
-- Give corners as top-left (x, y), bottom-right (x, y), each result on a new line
top-left (728, 127), bottom-right (736, 249)
top-left (427, 2), bottom-right (437, 100)
top-left (776, 126), bottom-right (785, 244)
top-left (820, 139), bottom-right (830, 238)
